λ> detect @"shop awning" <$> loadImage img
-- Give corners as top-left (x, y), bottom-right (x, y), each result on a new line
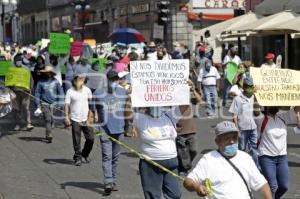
top-left (194, 12), bottom-right (260, 40)
top-left (234, 11), bottom-right (298, 32)
top-left (268, 16), bottom-right (300, 32)
top-left (223, 12), bottom-right (262, 33)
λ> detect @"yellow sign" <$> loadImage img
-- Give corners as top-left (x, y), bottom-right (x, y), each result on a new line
top-left (5, 67), bottom-right (31, 91)
top-left (84, 39), bottom-right (96, 48)
top-left (250, 67), bottom-right (300, 106)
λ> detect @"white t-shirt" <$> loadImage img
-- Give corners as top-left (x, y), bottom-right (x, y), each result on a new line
top-left (255, 109), bottom-right (296, 156)
top-left (65, 86), bottom-right (92, 123)
top-left (223, 55), bottom-right (242, 66)
top-left (187, 150), bottom-right (267, 199)
top-left (133, 107), bottom-right (181, 160)
top-left (198, 66), bottom-right (220, 86)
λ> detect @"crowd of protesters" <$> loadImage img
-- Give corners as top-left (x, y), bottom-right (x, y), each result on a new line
top-left (0, 32), bottom-right (300, 199)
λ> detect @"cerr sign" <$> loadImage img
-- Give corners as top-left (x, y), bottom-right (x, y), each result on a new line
top-left (193, 0), bottom-right (246, 9)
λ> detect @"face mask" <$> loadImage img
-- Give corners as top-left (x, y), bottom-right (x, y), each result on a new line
top-left (223, 143), bottom-right (238, 157)
top-left (244, 87), bottom-right (254, 95)
top-left (108, 81), bottom-right (118, 91)
top-left (268, 107), bottom-right (279, 115)
top-left (149, 107), bottom-right (163, 118)
top-left (205, 63), bottom-right (212, 71)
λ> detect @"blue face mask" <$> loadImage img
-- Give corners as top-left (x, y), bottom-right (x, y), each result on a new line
top-left (223, 143), bottom-right (238, 157)
top-left (108, 81), bottom-right (118, 91)
top-left (149, 107), bottom-right (163, 118)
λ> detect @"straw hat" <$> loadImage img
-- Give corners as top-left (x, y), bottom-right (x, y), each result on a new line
top-left (40, 66), bottom-right (56, 75)
top-left (148, 41), bottom-right (156, 48)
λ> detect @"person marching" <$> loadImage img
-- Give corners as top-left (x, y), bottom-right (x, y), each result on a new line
top-left (184, 121), bottom-right (272, 199)
top-left (64, 74), bottom-right (94, 166)
top-left (229, 76), bottom-right (259, 167)
top-left (197, 60), bottom-right (220, 118)
top-left (93, 70), bottom-right (128, 195)
top-left (35, 66), bottom-right (64, 143)
top-left (10, 53), bottom-right (34, 131)
top-left (254, 103), bottom-right (300, 199)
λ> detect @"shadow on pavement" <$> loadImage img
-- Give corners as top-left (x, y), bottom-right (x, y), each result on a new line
top-left (60, 182), bottom-right (105, 195)
top-left (43, 158), bottom-right (74, 165)
top-left (288, 161), bottom-right (300, 167)
top-left (287, 144), bottom-right (300, 148)
top-left (18, 136), bottom-right (47, 143)
top-left (121, 152), bottom-right (139, 158)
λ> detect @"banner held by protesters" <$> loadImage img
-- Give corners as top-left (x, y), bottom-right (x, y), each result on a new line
top-left (130, 60), bottom-right (190, 107)
top-left (251, 67), bottom-right (300, 106)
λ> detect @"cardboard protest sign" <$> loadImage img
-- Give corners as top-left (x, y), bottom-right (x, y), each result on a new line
top-left (49, 33), bottom-right (71, 55)
top-left (130, 60), bottom-right (190, 107)
top-left (89, 58), bottom-right (107, 73)
top-left (5, 67), bottom-right (31, 90)
top-left (226, 62), bottom-right (238, 84)
top-left (70, 41), bottom-right (83, 56)
top-left (0, 61), bottom-right (12, 76)
top-left (84, 39), bottom-right (96, 48)
top-left (250, 67), bottom-right (300, 106)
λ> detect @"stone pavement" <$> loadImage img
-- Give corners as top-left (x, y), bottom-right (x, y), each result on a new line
top-left (1, 108), bottom-right (300, 199)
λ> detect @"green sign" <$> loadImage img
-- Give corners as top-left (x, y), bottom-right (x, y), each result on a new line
top-left (5, 67), bottom-right (31, 90)
top-left (0, 61), bottom-right (12, 76)
top-left (226, 62), bottom-right (239, 85)
top-left (49, 33), bottom-right (71, 55)
top-left (89, 58), bottom-right (108, 73)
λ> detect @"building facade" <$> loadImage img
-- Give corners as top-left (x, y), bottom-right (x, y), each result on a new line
top-left (0, 2), bottom-right (19, 43)
top-left (18, 0), bottom-right (50, 44)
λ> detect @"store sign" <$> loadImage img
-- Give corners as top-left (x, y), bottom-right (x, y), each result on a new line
top-left (193, 0), bottom-right (246, 9)
top-left (131, 3), bottom-right (150, 14)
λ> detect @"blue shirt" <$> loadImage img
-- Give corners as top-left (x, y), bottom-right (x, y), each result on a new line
top-left (35, 78), bottom-right (64, 106)
top-left (93, 86), bottom-right (128, 134)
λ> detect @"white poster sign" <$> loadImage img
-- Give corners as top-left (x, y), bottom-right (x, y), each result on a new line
top-left (130, 60), bottom-right (190, 107)
top-left (193, 0), bottom-right (246, 9)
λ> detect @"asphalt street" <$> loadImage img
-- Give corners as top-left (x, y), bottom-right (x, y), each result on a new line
top-left (1, 106), bottom-right (300, 199)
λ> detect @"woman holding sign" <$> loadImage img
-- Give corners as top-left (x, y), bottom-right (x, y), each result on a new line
top-left (254, 102), bottom-right (300, 199)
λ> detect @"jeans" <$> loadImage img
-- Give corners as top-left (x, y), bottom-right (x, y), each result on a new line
top-left (176, 133), bottom-right (198, 172)
top-left (203, 85), bottom-right (217, 116)
top-left (239, 129), bottom-right (259, 168)
top-left (13, 89), bottom-right (31, 126)
top-left (41, 104), bottom-right (54, 138)
top-left (71, 120), bottom-right (94, 161)
top-left (100, 132), bottom-right (124, 185)
top-left (139, 158), bottom-right (181, 199)
top-left (259, 155), bottom-right (289, 199)
top-left (222, 78), bottom-right (232, 106)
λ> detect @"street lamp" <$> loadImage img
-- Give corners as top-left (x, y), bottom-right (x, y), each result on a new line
top-left (1, 0), bottom-right (17, 43)
top-left (74, 0), bottom-right (90, 40)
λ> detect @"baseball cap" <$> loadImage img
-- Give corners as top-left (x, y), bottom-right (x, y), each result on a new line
top-left (243, 76), bottom-right (253, 86)
top-left (265, 53), bottom-right (275, 59)
top-left (215, 121), bottom-right (239, 136)
top-left (199, 47), bottom-right (205, 53)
